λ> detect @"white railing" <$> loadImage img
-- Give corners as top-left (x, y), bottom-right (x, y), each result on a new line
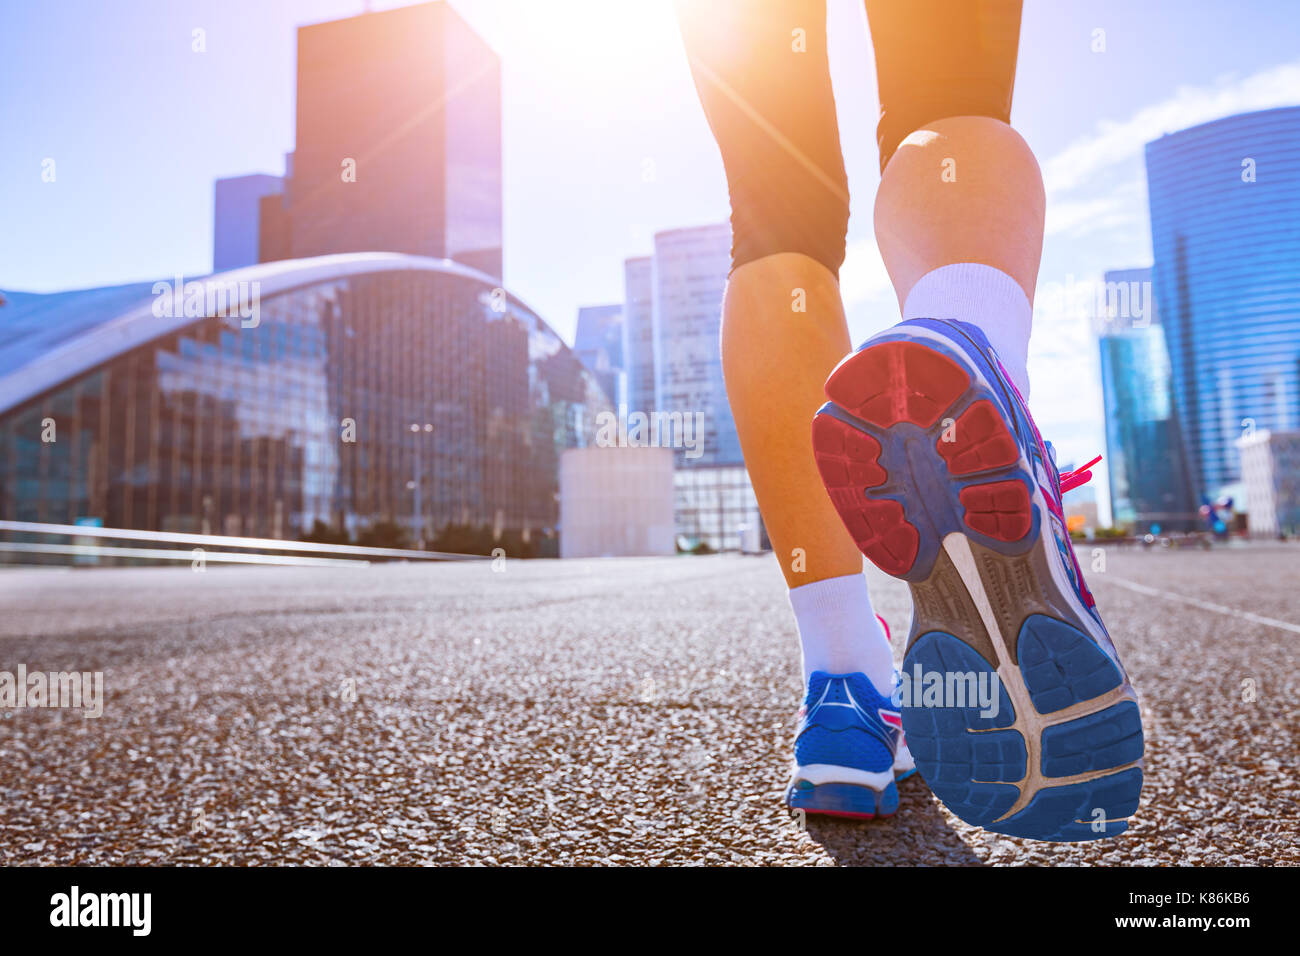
top-left (0, 520), bottom-right (488, 567)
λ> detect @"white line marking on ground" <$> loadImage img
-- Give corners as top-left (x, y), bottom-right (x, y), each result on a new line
top-left (1108, 579), bottom-right (1300, 635)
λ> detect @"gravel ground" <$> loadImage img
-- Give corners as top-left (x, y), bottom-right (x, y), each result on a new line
top-left (0, 545), bottom-right (1296, 866)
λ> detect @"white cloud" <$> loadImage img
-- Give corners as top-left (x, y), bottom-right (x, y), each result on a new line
top-left (1044, 193), bottom-right (1136, 237)
top-left (1042, 60), bottom-right (1300, 196)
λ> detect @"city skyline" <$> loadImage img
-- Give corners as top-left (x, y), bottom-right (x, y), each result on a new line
top-left (1145, 106), bottom-right (1300, 507)
top-left (5, 0), bottom-right (1300, 525)
top-left (0, 5), bottom-right (603, 547)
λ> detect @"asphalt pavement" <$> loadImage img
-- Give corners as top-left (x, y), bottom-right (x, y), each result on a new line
top-left (0, 545), bottom-right (1295, 865)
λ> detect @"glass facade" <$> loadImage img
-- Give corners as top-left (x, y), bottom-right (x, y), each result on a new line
top-left (1238, 430), bottom-right (1300, 537)
top-left (673, 465), bottom-right (762, 552)
top-left (1145, 106), bottom-right (1300, 502)
top-left (618, 226), bottom-right (759, 554)
top-left (1098, 268), bottom-right (1198, 530)
top-left (574, 304), bottom-right (624, 409)
top-left (288, 3), bottom-right (502, 279)
top-left (622, 256), bottom-right (655, 419)
top-left (0, 259), bottom-right (610, 549)
top-left (652, 223), bottom-right (743, 468)
top-left (620, 225), bottom-right (759, 550)
top-left (441, 3), bottom-right (504, 280)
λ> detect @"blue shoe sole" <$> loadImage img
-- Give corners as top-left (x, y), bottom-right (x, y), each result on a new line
top-left (812, 328), bottom-right (1144, 842)
top-left (786, 780), bottom-right (901, 820)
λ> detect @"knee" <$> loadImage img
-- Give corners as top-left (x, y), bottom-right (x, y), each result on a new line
top-left (728, 160), bottom-right (850, 280)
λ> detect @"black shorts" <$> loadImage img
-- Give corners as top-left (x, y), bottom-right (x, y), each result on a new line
top-left (677, 0), bottom-right (1023, 277)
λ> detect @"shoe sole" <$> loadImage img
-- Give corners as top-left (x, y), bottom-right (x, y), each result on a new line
top-left (787, 779), bottom-right (900, 820)
top-left (784, 758), bottom-right (916, 820)
top-left (812, 333), bottom-right (1143, 842)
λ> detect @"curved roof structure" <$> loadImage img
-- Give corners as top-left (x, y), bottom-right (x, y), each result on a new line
top-left (0, 253), bottom-right (541, 416)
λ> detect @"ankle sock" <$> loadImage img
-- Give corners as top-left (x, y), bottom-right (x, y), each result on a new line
top-left (901, 262), bottom-right (1033, 398)
top-left (788, 572), bottom-right (895, 696)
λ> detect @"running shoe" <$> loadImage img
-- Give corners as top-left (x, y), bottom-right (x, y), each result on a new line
top-left (810, 318), bottom-right (1143, 841)
top-left (785, 617), bottom-right (916, 820)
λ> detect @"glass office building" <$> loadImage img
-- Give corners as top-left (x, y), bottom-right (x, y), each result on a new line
top-left (1238, 430), bottom-right (1300, 538)
top-left (1145, 106), bottom-right (1300, 503)
top-left (574, 303), bottom-right (624, 409)
top-left (651, 223), bottom-right (743, 468)
top-left (0, 254), bottom-right (610, 548)
top-left (250, 2), bottom-right (504, 280)
top-left (612, 225), bottom-right (760, 550)
top-left (622, 256), bottom-right (655, 418)
top-left (673, 465), bottom-right (762, 553)
top-left (648, 225), bottom-right (752, 550)
top-left (1097, 268), bottom-right (1197, 530)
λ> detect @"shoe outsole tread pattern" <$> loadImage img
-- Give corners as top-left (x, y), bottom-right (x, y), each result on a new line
top-left (787, 780), bottom-right (901, 820)
top-left (813, 333), bottom-right (1144, 842)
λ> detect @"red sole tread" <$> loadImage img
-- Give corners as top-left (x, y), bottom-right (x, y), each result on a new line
top-left (814, 341), bottom-right (1034, 577)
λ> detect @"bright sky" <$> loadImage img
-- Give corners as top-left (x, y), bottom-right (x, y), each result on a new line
top-left (3, 0), bottom-right (1299, 521)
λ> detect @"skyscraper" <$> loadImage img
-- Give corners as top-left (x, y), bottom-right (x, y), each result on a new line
top-left (1145, 106), bottom-right (1300, 503)
top-left (620, 223), bottom-right (758, 550)
top-left (575, 304), bottom-right (624, 364)
top-left (651, 222), bottom-right (741, 467)
top-left (212, 174), bottom-right (283, 272)
top-left (288, 2), bottom-right (503, 278)
top-left (1237, 429), bottom-right (1300, 537)
top-left (1097, 267), bottom-right (1197, 530)
top-left (622, 256), bottom-right (655, 415)
top-left (574, 304), bottom-right (624, 406)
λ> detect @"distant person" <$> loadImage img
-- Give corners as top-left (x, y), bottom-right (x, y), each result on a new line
top-left (676, 0), bottom-right (1142, 841)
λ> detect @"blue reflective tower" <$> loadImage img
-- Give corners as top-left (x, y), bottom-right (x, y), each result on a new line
top-left (1145, 106), bottom-right (1300, 503)
top-left (1097, 268), bottom-right (1197, 530)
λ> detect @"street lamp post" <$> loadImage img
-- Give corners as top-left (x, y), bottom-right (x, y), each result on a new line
top-left (409, 423), bottom-right (432, 549)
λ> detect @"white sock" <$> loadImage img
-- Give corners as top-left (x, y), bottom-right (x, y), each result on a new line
top-left (902, 262), bottom-right (1033, 398)
top-left (788, 573), bottom-right (895, 696)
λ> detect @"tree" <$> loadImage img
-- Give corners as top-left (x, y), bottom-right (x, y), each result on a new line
top-left (300, 519), bottom-right (350, 546)
top-left (430, 522), bottom-right (538, 559)
top-left (355, 520), bottom-right (411, 551)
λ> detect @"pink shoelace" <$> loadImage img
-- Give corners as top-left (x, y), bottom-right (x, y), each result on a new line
top-left (1058, 454), bottom-right (1102, 496)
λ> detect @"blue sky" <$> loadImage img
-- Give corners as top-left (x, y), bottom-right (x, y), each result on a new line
top-left (3, 0), bottom-right (1299, 520)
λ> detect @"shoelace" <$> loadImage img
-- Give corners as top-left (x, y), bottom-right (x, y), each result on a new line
top-left (1058, 454), bottom-right (1102, 495)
